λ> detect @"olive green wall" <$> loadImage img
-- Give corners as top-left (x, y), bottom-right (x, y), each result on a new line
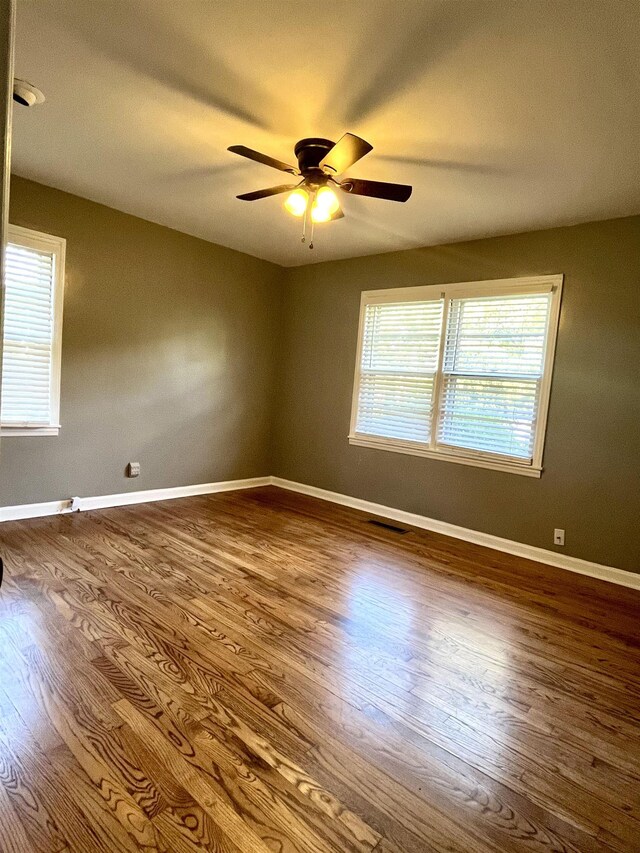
top-left (273, 216), bottom-right (640, 573)
top-left (0, 176), bottom-right (282, 504)
top-left (2, 174), bottom-right (638, 573)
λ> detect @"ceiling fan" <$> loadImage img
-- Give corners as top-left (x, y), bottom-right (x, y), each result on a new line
top-left (228, 133), bottom-right (412, 247)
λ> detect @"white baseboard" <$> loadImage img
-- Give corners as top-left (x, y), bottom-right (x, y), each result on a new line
top-left (0, 499), bottom-right (72, 522)
top-left (1, 474), bottom-right (637, 591)
top-left (0, 477), bottom-right (271, 522)
top-left (270, 477), bottom-right (640, 591)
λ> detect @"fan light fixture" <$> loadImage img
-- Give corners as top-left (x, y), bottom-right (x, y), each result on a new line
top-left (284, 188), bottom-right (308, 217)
top-left (229, 133), bottom-right (412, 249)
top-left (311, 205), bottom-right (331, 223)
top-left (284, 185), bottom-right (340, 222)
top-left (312, 186), bottom-right (340, 221)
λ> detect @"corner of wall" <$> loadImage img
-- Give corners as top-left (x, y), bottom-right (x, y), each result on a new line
top-left (266, 265), bottom-right (294, 477)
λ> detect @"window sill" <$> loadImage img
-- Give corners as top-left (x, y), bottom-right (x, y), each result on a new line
top-left (1, 426), bottom-right (60, 437)
top-left (348, 434), bottom-right (542, 478)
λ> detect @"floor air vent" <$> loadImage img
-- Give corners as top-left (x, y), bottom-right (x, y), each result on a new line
top-left (367, 519), bottom-right (409, 534)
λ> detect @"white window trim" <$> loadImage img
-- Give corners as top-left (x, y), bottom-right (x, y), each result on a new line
top-left (1, 224), bottom-right (66, 437)
top-left (348, 274), bottom-right (563, 477)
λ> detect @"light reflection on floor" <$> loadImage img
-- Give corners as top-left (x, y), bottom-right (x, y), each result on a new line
top-left (340, 558), bottom-right (516, 760)
top-left (339, 564), bottom-right (421, 716)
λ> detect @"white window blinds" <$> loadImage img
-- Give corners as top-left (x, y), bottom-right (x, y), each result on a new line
top-left (437, 292), bottom-right (552, 460)
top-left (350, 276), bottom-right (562, 476)
top-left (2, 226), bottom-right (65, 432)
top-left (355, 299), bottom-right (443, 443)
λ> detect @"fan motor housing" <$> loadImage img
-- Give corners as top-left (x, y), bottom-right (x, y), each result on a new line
top-left (294, 138), bottom-right (335, 176)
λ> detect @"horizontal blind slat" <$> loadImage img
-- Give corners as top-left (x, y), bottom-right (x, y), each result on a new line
top-left (438, 292), bottom-right (551, 460)
top-left (1, 240), bottom-right (56, 426)
top-left (356, 300), bottom-right (443, 443)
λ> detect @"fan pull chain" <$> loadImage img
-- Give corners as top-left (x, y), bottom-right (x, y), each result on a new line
top-left (300, 190), bottom-right (317, 249)
top-left (301, 190), bottom-right (311, 244)
top-left (308, 189), bottom-right (316, 249)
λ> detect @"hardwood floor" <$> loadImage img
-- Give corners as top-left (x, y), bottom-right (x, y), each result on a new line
top-left (0, 485), bottom-right (638, 853)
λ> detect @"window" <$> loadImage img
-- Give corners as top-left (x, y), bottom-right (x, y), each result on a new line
top-left (350, 275), bottom-right (562, 476)
top-left (1, 225), bottom-right (66, 436)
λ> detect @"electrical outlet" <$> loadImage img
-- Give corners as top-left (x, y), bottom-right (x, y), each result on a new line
top-left (127, 461), bottom-right (140, 478)
top-left (554, 528), bottom-right (565, 546)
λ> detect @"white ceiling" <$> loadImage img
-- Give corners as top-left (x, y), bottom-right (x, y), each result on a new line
top-left (12, 0), bottom-right (640, 267)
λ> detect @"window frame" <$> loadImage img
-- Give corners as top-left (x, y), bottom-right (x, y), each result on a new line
top-left (1, 224), bottom-right (66, 437)
top-left (349, 274), bottom-right (563, 477)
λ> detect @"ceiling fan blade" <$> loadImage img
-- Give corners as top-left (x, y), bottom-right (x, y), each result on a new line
top-left (228, 145), bottom-right (299, 175)
top-left (339, 178), bottom-right (412, 202)
top-left (236, 184), bottom-right (298, 201)
top-left (319, 133), bottom-right (373, 175)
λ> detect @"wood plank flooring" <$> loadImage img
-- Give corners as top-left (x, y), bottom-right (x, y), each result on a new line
top-left (0, 484), bottom-right (639, 853)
